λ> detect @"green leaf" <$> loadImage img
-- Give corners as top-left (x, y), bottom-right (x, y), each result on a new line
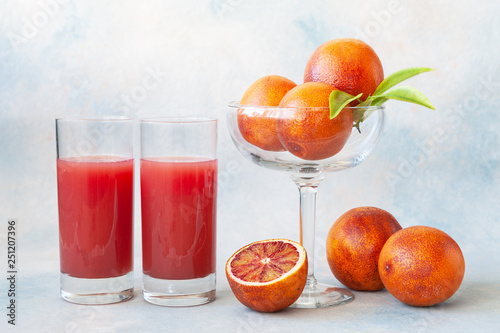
top-left (329, 91), bottom-right (362, 119)
top-left (358, 96), bottom-right (387, 107)
top-left (379, 86), bottom-right (436, 110)
top-left (330, 67), bottom-right (435, 125)
top-left (373, 67), bottom-right (434, 96)
top-left (368, 96), bottom-right (388, 106)
top-left (352, 108), bottom-right (366, 124)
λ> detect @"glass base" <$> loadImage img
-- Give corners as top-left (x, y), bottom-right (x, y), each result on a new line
top-left (60, 272), bottom-right (134, 305)
top-left (290, 282), bottom-right (354, 308)
top-left (142, 272), bottom-right (216, 307)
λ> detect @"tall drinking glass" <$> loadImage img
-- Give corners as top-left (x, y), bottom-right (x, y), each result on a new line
top-left (140, 117), bottom-right (218, 306)
top-left (56, 117), bottom-right (134, 304)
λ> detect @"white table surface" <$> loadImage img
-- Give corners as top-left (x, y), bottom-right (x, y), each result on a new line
top-left (5, 235), bottom-right (499, 333)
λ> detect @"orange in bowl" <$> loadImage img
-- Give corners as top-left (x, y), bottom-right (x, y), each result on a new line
top-left (238, 75), bottom-right (297, 151)
top-left (277, 82), bottom-right (354, 160)
top-left (304, 38), bottom-right (384, 101)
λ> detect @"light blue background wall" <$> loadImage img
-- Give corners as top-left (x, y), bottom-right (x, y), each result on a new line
top-left (1, 0), bottom-right (499, 327)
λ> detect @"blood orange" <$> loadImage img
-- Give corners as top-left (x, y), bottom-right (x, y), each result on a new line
top-left (238, 75), bottom-right (297, 151)
top-left (379, 226), bottom-right (465, 306)
top-left (326, 207), bottom-right (402, 291)
top-left (225, 239), bottom-right (307, 312)
top-left (304, 38), bottom-right (384, 101)
top-left (277, 82), bottom-right (354, 160)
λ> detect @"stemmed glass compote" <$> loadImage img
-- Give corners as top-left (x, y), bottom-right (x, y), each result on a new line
top-left (227, 103), bottom-right (385, 308)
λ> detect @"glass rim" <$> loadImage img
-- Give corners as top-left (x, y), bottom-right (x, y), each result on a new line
top-left (55, 115), bottom-right (133, 122)
top-left (140, 117), bottom-right (218, 124)
top-left (228, 101), bottom-right (385, 111)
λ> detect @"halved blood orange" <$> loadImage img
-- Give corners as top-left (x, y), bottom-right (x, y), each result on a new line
top-left (225, 239), bottom-right (308, 312)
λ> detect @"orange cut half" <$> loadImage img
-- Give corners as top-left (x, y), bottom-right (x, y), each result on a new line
top-left (225, 239), bottom-right (308, 312)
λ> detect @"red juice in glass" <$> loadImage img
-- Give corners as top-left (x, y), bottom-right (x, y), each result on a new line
top-left (141, 156), bottom-right (217, 280)
top-left (57, 156), bottom-right (134, 279)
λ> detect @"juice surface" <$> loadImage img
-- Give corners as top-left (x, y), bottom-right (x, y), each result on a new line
top-left (141, 157), bottom-right (217, 280)
top-left (57, 156), bottom-right (134, 279)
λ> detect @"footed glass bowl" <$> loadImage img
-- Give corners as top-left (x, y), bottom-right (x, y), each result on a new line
top-left (227, 103), bottom-right (385, 308)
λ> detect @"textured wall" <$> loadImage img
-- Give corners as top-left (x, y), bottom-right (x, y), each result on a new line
top-left (1, 0), bottom-right (499, 295)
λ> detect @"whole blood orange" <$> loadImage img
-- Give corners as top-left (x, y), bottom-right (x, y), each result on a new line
top-left (378, 226), bottom-right (465, 306)
top-left (225, 239), bottom-right (307, 312)
top-left (304, 38), bottom-right (384, 101)
top-left (326, 207), bottom-right (402, 291)
top-left (238, 75), bottom-right (297, 151)
top-left (277, 82), bottom-right (353, 160)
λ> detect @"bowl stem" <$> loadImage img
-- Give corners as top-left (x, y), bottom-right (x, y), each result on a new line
top-left (290, 173), bottom-right (354, 308)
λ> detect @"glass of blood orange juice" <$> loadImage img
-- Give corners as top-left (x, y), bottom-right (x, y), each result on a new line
top-left (140, 117), bottom-right (218, 306)
top-left (56, 116), bottom-right (135, 304)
